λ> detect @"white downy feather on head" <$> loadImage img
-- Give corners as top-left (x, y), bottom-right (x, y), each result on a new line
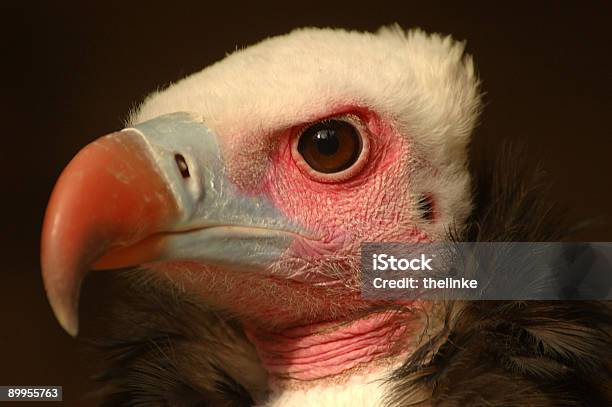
top-left (131, 25), bottom-right (481, 235)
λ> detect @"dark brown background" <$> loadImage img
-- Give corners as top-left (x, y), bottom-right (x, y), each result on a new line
top-left (1, 2), bottom-right (610, 405)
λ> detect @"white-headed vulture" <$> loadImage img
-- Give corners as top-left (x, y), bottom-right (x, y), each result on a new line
top-left (41, 27), bottom-right (612, 406)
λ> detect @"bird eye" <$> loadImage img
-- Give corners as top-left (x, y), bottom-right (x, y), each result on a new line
top-left (297, 120), bottom-right (363, 174)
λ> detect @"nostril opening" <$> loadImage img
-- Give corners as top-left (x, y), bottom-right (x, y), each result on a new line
top-left (174, 154), bottom-right (190, 178)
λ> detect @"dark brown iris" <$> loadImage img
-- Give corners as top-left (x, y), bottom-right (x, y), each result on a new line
top-left (297, 120), bottom-right (362, 173)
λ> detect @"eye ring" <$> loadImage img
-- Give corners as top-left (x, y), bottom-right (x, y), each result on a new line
top-left (291, 116), bottom-right (370, 183)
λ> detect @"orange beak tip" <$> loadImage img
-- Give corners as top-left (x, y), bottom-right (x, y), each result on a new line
top-left (55, 304), bottom-right (79, 338)
top-left (40, 130), bottom-right (177, 337)
top-left (45, 284), bottom-right (80, 337)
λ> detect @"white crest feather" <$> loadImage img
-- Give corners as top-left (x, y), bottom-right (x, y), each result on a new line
top-left (132, 26), bottom-right (481, 234)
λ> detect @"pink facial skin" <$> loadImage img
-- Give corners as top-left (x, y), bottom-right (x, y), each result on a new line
top-left (266, 106), bottom-right (429, 266)
top-left (246, 107), bottom-right (430, 382)
top-left (165, 260), bottom-right (425, 384)
top-left (160, 106), bottom-right (432, 383)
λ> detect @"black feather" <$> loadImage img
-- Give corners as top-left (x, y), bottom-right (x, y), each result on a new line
top-left (84, 278), bottom-right (267, 406)
top-left (386, 144), bottom-right (612, 406)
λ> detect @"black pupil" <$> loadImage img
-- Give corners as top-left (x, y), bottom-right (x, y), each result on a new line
top-left (313, 130), bottom-right (340, 156)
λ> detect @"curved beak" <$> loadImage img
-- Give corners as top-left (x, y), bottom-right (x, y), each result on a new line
top-left (41, 112), bottom-right (298, 337)
top-left (41, 130), bottom-right (180, 336)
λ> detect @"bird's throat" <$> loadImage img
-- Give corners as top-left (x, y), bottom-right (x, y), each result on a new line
top-left (244, 310), bottom-right (416, 385)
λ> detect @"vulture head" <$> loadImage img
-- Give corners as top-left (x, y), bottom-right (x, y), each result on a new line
top-left (42, 27), bottom-right (610, 406)
top-left (44, 27), bottom-right (479, 329)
